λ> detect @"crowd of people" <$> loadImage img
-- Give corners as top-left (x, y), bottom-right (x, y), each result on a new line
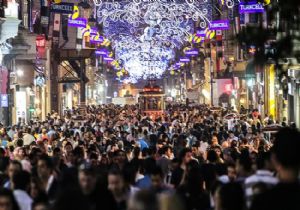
top-left (0, 104), bottom-right (299, 210)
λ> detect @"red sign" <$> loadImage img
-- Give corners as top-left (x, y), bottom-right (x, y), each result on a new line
top-left (0, 66), bottom-right (8, 94)
top-left (36, 35), bottom-right (46, 58)
top-left (36, 35), bottom-right (46, 48)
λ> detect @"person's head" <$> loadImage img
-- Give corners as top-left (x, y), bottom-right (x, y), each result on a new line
top-left (271, 128), bottom-right (300, 182)
top-left (236, 150), bottom-right (252, 177)
top-left (227, 163), bottom-right (237, 182)
top-left (7, 161), bottom-right (22, 181)
top-left (256, 151), bottom-right (272, 171)
top-left (163, 146), bottom-right (172, 158)
top-left (150, 166), bottom-right (164, 190)
top-left (64, 142), bottom-right (73, 155)
top-left (17, 148), bottom-right (25, 159)
top-left (213, 146), bottom-right (223, 159)
top-left (12, 170), bottom-right (31, 191)
top-left (0, 188), bottom-right (19, 210)
top-left (52, 147), bottom-right (61, 158)
top-left (211, 136), bottom-right (219, 146)
top-left (78, 165), bottom-right (97, 195)
top-left (179, 148), bottom-right (192, 165)
top-left (215, 183), bottom-right (245, 210)
top-left (107, 168), bottom-right (126, 197)
top-left (128, 190), bottom-right (159, 210)
top-left (207, 150), bottom-right (218, 163)
top-left (30, 177), bottom-right (44, 199)
top-left (37, 154), bottom-right (53, 180)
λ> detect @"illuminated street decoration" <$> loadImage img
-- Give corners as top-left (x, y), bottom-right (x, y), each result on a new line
top-left (93, 0), bottom-right (241, 81)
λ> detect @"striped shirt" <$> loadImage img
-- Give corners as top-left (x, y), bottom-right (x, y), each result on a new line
top-left (245, 170), bottom-right (278, 207)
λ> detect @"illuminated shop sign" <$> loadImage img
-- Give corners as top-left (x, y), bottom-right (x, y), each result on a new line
top-left (239, 3), bottom-right (265, 13)
top-left (104, 57), bottom-right (114, 62)
top-left (209, 20), bottom-right (230, 30)
top-left (180, 57), bottom-right (190, 63)
top-left (95, 49), bottom-right (108, 55)
top-left (185, 49), bottom-right (199, 56)
top-left (50, 3), bottom-right (74, 14)
top-left (68, 18), bottom-right (87, 27)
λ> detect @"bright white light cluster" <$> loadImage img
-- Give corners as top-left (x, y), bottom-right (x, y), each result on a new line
top-left (115, 36), bottom-right (175, 81)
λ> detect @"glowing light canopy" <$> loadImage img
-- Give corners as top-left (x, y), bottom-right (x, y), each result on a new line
top-left (93, 0), bottom-right (241, 81)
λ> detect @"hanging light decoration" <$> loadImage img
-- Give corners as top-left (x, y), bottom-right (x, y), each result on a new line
top-left (92, 0), bottom-right (241, 81)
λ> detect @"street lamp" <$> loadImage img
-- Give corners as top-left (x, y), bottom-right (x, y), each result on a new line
top-left (16, 69), bottom-right (23, 77)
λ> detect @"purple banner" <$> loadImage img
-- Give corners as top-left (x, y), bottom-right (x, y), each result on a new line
top-left (209, 20), bottom-right (230, 30)
top-left (185, 49), bottom-right (199, 56)
top-left (104, 57), bottom-right (114, 62)
top-left (239, 3), bottom-right (265, 14)
top-left (68, 18), bottom-right (87, 28)
top-left (95, 49), bottom-right (108, 55)
top-left (180, 57), bottom-right (190, 63)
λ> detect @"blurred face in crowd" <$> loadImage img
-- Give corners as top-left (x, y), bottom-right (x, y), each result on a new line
top-left (8, 163), bottom-right (21, 180)
top-left (227, 165), bottom-right (237, 182)
top-left (214, 148), bottom-right (222, 158)
top-left (166, 148), bottom-right (172, 158)
top-left (64, 144), bottom-right (73, 156)
top-left (30, 181), bottom-right (40, 199)
top-left (183, 152), bottom-right (192, 165)
top-left (37, 160), bottom-right (51, 180)
top-left (78, 171), bottom-right (97, 195)
top-left (108, 174), bottom-right (125, 197)
top-left (33, 203), bottom-right (47, 210)
top-left (0, 196), bottom-right (13, 210)
top-left (212, 136), bottom-right (218, 146)
top-left (18, 148), bottom-right (25, 159)
top-left (151, 174), bottom-right (163, 190)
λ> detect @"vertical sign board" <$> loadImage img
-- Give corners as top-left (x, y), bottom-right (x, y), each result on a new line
top-left (0, 94), bottom-right (8, 107)
top-left (52, 13), bottom-right (61, 48)
top-left (15, 91), bottom-right (26, 123)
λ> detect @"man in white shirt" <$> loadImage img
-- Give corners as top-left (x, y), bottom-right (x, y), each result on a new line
top-left (12, 170), bottom-right (33, 210)
top-left (244, 152), bottom-right (278, 207)
top-left (37, 154), bottom-right (58, 202)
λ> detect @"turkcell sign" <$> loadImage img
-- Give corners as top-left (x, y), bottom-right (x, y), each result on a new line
top-left (68, 18), bottom-right (87, 27)
top-left (239, 3), bottom-right (265, 13)
top-left (185, 50), bottom-right (199, 56)
top-left (209, 20), bottom-right (230, 30)
top-left (50, 2), bottom-right (74, 14)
